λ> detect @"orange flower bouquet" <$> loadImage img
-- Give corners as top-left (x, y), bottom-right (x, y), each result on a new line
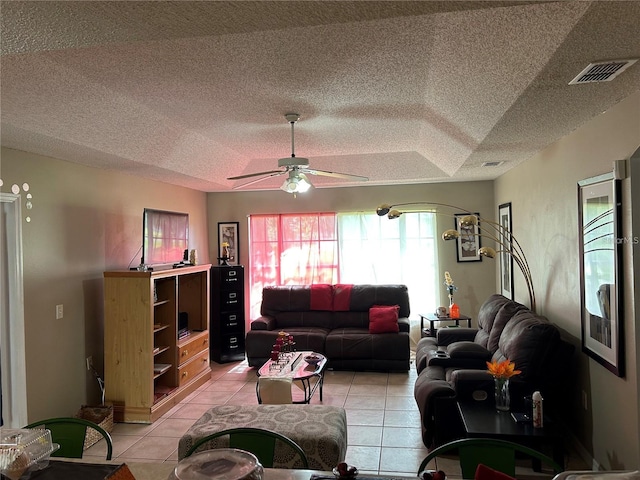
top-left (486, 359), bottom-right (521, 411)
top-left (486, 359), bottom-right (521, 380)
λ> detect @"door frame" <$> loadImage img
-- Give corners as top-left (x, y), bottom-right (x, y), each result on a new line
top-left (0, 192), bottom-right (28, 427)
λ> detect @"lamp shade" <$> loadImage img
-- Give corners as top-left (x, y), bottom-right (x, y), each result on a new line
top-left (441, 229), bottom-right (459, 241)
top-left (281, 172), bottom-right (312, 193)
top-left (376, 204), bottom-right (392, 216)
top-left (478, 246), bottom-right (497, 258)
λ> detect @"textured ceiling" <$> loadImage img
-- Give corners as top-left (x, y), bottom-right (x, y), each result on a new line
top-left (1, 1), bottom-right (639, 192)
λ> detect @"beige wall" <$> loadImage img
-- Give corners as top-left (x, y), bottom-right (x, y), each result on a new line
top-left (207, 181), bottom-right (498, 342)
top-left (495, 91), bottom-right (640, 468)
top-left (1, 146), bottom-right (496, 422)
top-left (0, 147), bottom-right (209, 421)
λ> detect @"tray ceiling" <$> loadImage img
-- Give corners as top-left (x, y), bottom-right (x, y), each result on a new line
top-left (1, 1), bottom-right (639, 192)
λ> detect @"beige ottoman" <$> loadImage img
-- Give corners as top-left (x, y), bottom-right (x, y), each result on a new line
top-left (178, 404), bottom-right (347, 470)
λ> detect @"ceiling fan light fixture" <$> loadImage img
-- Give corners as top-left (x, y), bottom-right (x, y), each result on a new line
top-left (280, 172), bottom-right (312, 194)
top-left (229, 112), bottom-right (367, 190)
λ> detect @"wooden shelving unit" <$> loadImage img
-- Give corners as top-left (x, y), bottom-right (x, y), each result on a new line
top-left (104, 264), bottom-right (212, 423)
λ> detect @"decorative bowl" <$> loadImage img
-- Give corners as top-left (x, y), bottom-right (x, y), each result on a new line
top-left (304, 354), bottom-right (323, 366)
top-left (333, 464), bottom-right (358, 478)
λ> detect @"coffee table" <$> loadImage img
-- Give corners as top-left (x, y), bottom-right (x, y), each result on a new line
top-left (457, 400), bottom-right (565, 470)
top-left (256, 351), bottom-right (327, 404)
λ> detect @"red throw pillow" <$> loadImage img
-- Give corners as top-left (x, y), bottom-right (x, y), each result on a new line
top-left (369, 305), bottom-right (400, 334)
top-left (474, 464), bottom-right (516, 480)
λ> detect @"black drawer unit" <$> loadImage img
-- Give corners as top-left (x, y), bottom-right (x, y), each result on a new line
top-left (210, 265), bottom-right (245, 363)
top-left (219, 333), bottom-right (245, 359)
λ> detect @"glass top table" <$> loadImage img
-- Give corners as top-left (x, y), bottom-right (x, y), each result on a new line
top-left (419, 313), bottom-right (472, 337)
top-left (256, 351), bottom-right (327, 404)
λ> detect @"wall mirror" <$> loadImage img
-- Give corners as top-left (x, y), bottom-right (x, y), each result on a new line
top-left (578, 172), bottom-right (624, 377)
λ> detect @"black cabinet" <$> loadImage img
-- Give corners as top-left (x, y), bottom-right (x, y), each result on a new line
top-left (210, 265), bottom-right (245, 363)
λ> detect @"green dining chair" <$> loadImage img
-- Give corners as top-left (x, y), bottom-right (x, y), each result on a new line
top-left (418, 438), bottom-right (563, 479)
top-left (184, 427), bottom-right (309, 468)
top-left (25, 417), bottom-right (113, 460)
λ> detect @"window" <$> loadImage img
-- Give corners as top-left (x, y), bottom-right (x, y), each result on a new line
top-left (248, 213), bottom-right (339, 317)
top-left (337, 212), bottom-right (438, 321)
top-left (248, 212), bottom-right (438, 322)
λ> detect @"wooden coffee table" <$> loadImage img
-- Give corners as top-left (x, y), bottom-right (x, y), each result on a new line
top-left (457, 400), bottom-right (565, 470)
top-left (256, 351), bottom-right (327, 404)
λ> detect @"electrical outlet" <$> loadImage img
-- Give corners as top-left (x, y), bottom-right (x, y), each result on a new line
top-left (582, 390), bottom-right (588, 410)
top-left (86, 356), bottom-right (93, 371)
top-left (55, 304), bottom-right (64, 319)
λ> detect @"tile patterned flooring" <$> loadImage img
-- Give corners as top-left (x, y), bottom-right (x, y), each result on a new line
top-left (83, 359), bottom-right (587, 477)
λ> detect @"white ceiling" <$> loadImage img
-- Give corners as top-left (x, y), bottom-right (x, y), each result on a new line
top-left (1, 1), bottom-right (639, 192)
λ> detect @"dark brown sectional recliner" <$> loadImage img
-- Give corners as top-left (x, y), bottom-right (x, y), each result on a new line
top-left (245, 284), bottom-right (411, 371)
top-left (413, 294), bottom-right (574, 448)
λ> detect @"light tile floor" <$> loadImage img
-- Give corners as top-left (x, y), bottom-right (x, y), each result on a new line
top-left (84, 359), bottom-right (588, 477)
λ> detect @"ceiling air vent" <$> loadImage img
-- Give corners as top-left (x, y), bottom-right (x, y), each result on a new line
top-left (569, 59), bottom-right (638, 85)
top-left (481, 161), bottom-right (504, 167)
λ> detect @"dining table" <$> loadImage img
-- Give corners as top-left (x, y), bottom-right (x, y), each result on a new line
top-left (17, 458), bottom-right (422, 480)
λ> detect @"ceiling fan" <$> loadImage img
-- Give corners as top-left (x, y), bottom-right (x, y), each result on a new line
top-left (227, 113), bottom-right (369, 194)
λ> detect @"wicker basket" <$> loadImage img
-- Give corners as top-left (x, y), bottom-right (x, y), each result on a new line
top-left (75, 404), bottom-right (114, 450)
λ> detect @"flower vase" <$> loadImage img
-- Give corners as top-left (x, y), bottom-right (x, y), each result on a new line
top-left (494, 378), bottom-right (510, 412)
top-left (449, 297), bottom-right (460, 319)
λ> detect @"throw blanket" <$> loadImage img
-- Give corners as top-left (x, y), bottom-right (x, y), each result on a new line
top-left (310, 284), bottom-right (333, 310)
top-left (310, 284), bottom-right (353, 311)
top-left (332, 284), bottom-right (353, 311)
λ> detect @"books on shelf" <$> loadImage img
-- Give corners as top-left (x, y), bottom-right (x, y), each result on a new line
top-left (153, 363), bottom-right (171, 374)
top-left (153, 384), bottom-right (175, 403)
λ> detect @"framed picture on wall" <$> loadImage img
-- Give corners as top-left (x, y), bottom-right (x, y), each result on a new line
top-left (218, 222), bottom-right (239, 266)
top-left (578, 173), bottom-right (624, 377)
top-left (498, 202), bottom-right (514, 300)
top-left (454, 213), bottom-right (481, 262)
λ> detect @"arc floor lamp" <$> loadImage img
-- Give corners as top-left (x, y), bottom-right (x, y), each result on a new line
top-left (376, 202), bottom-right (536, 313)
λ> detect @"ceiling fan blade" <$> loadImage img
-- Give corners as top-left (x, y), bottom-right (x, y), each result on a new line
top-left (301, 168), bottom-right (369, 181)
top-left (232, 171), bottom-right (286, 189)
top-left (227, 169), bottom-right (283, 180)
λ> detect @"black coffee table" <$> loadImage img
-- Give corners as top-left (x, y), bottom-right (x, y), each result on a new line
top-left (419, 313), bottom-right (472, 337)
top-left (457, 400), bottom-right (565, 470)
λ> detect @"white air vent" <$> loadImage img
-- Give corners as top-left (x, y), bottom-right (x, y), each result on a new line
top-left (481, 161), bottom-right (504, 167)
top-left (569, 59), bottom-right (638, 85)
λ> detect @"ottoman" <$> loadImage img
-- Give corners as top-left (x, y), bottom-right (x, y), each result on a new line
top-left (178, 404), bottom-right (347, 470)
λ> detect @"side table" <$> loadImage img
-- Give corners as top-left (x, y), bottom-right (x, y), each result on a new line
top-left (457, 399), bottom-right (565, 470)
top-left (419, 313), bottom-right (472, 337)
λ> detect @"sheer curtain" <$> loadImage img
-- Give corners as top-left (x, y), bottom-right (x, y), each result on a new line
top-left (248, 212), bottom-right (439, 340)
top-left (337, 212), bottom-right (439, 344)
top-left (248, 213), bottom-right (339, 319)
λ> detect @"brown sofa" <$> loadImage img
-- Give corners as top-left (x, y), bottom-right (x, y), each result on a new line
top-left (245, 284), bottom-right (411, 371)
top-left (413, 294), bottom-right (574, 448)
